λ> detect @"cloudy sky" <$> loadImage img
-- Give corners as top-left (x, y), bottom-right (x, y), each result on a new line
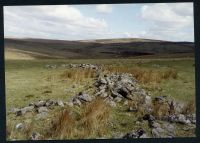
top-left (4, 3), bottom-right (194, 42)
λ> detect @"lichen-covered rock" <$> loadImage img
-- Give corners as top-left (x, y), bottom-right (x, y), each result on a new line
top-left (56, 100), bottom-right (64, 107)
top-left (77, 92), bottom-right (93, 102)
top-left (37, 107), bottom-right (48, 113)
top-left (35, 100), bottom-right (46, 107)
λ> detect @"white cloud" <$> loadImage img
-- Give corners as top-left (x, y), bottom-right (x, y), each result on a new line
top-left (140, 3), bottom-right (194, 41)
top-left (96, 4), bottom-right (113, 14)
top-left (124, 32), bottom-right (140, 38)
top-left (4, 5), bottom-right (109, 40)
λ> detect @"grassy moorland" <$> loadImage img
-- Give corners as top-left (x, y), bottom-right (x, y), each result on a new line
top-left (6, 57), bottom-right (195, 140)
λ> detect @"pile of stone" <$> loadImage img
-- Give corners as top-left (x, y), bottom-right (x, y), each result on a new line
top-left (123, 128), bottom-right (149, 139)
top-left (163, 114), bottom-right (196, 125)
top-left (93, 73), bottom-right (151, 106)
top-left (143, 114), bottom-right (175, 138)
top-left (9, 99), bottom-right (65, 117)
top-left (67, 91), bottom-right (94, 106)
top-left (44, 63), bottom-right (100, 70)
top-left (45, 64), bottom-right (57, 69)
top-left (69, 63), bottom-right (99, 70)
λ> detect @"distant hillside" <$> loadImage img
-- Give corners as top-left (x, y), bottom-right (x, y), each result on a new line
top-left (4, 38), bottom-right (194, 59)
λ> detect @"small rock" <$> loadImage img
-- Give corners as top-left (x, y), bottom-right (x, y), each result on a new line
top-left (145, 96), bottom-right (152, 107)
top-left (129, 106), bottom-right (137, 112)
top-left (10, 108), bottom-right (21, 114)
top-left (65, 101), bottom-right (73, 107)
top-left (163, 123), bottom-right (175, 133)
top-left (57, 100), bottom-right (64, 107)
top-left (123, 100), bottom-right (128, 106)
top-left (143, 114), bottom-right (155, 122)
top-left (140, 133), bottom-right (149, 138)
top-left (37, 107), bottom-right (48, 113)
top-left (155, 127), bottom-right (165, 133)
top-left (16, 106), bottom-right (34, 116)
top-left (35, 100), bottom-right (46, 107)
top-left (15, 123), bottom-right (23, 130)
top-left (72, 98), bottom-right (82, 106)
top-left (28, 102), bottom-right (35, 106)
top-left (105, 99), bottom-right (116, 107)
top-left (154, 96), bottom-right (166, 104)
top-left (45, 100), bottom-right (55, 107)
top-left (111, 90), bottom-right (123, 98)
top-left (151, 122), bottom-right (161, 129)
top-left (123, 128), bottom-right (146, 139)
top-left (30, 132), bottom-right (41, 140)
top-left (36, 112), bottom-right (48, 120)
top-left (178, 114), bottom-right (191, 124)
top-left (114, 97), bottom-right (122, 103)
top-left (78, 93), bottom-right (92, 102)
top-left (152, 128), bottom-right (160, 138)
top-left (123, 131), bottom-right (137, 139)
top-left (99, 77), bottom-right (107, 84)
top-left (22, 106), bottom-right (34, 113)
top-left (112, 132), bottom-right (124, 139)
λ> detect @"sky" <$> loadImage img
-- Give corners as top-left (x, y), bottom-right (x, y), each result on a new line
top-left (4, 3), bottom-right (194, 42)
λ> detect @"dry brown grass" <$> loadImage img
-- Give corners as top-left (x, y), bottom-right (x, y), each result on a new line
top-left (152, 100), bottom-right (170, 119)
top-left (45, 99), bottom-right (110, 139)
top-left (104, 66), bottom-right (178, 84)
top-left (182, 99), bottom-right (196, 115)
top-left (47, 109), bottom-right (75, 139)
top-left (6, 121), bottom-right (35, 140)
top-left (80, 99), bottom-right (110, 138)
top-left (60, 69), bottom-right (97, 82)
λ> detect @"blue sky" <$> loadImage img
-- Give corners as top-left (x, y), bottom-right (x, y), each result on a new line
top-left (4, 3), bottom-right (194, 41)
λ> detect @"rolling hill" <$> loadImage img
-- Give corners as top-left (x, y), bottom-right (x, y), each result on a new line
top-left (4, 38), bottom-right (194, 59)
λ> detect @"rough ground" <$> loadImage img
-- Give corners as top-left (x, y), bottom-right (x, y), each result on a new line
top-left (6, 60), bottom-right (196, 140)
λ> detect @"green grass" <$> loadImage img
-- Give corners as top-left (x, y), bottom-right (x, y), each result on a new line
top-left (5, 58), bottom-right (195, 140)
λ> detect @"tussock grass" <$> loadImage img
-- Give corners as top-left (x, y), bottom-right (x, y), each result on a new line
top-left (182, 99), bottom-right (196, 115)
top-left (104, 66), bottom-right (178, 84)
top-left (46, 109), bottom-right (75, 139)
top-left (152, 101), bottom-right (170, 119)
top-left (80, 99), bottom-right (110, 138)
top-left (45, 99), bottom-right (110, 139)
top-left (60, 69), bottom-right (97, 82)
